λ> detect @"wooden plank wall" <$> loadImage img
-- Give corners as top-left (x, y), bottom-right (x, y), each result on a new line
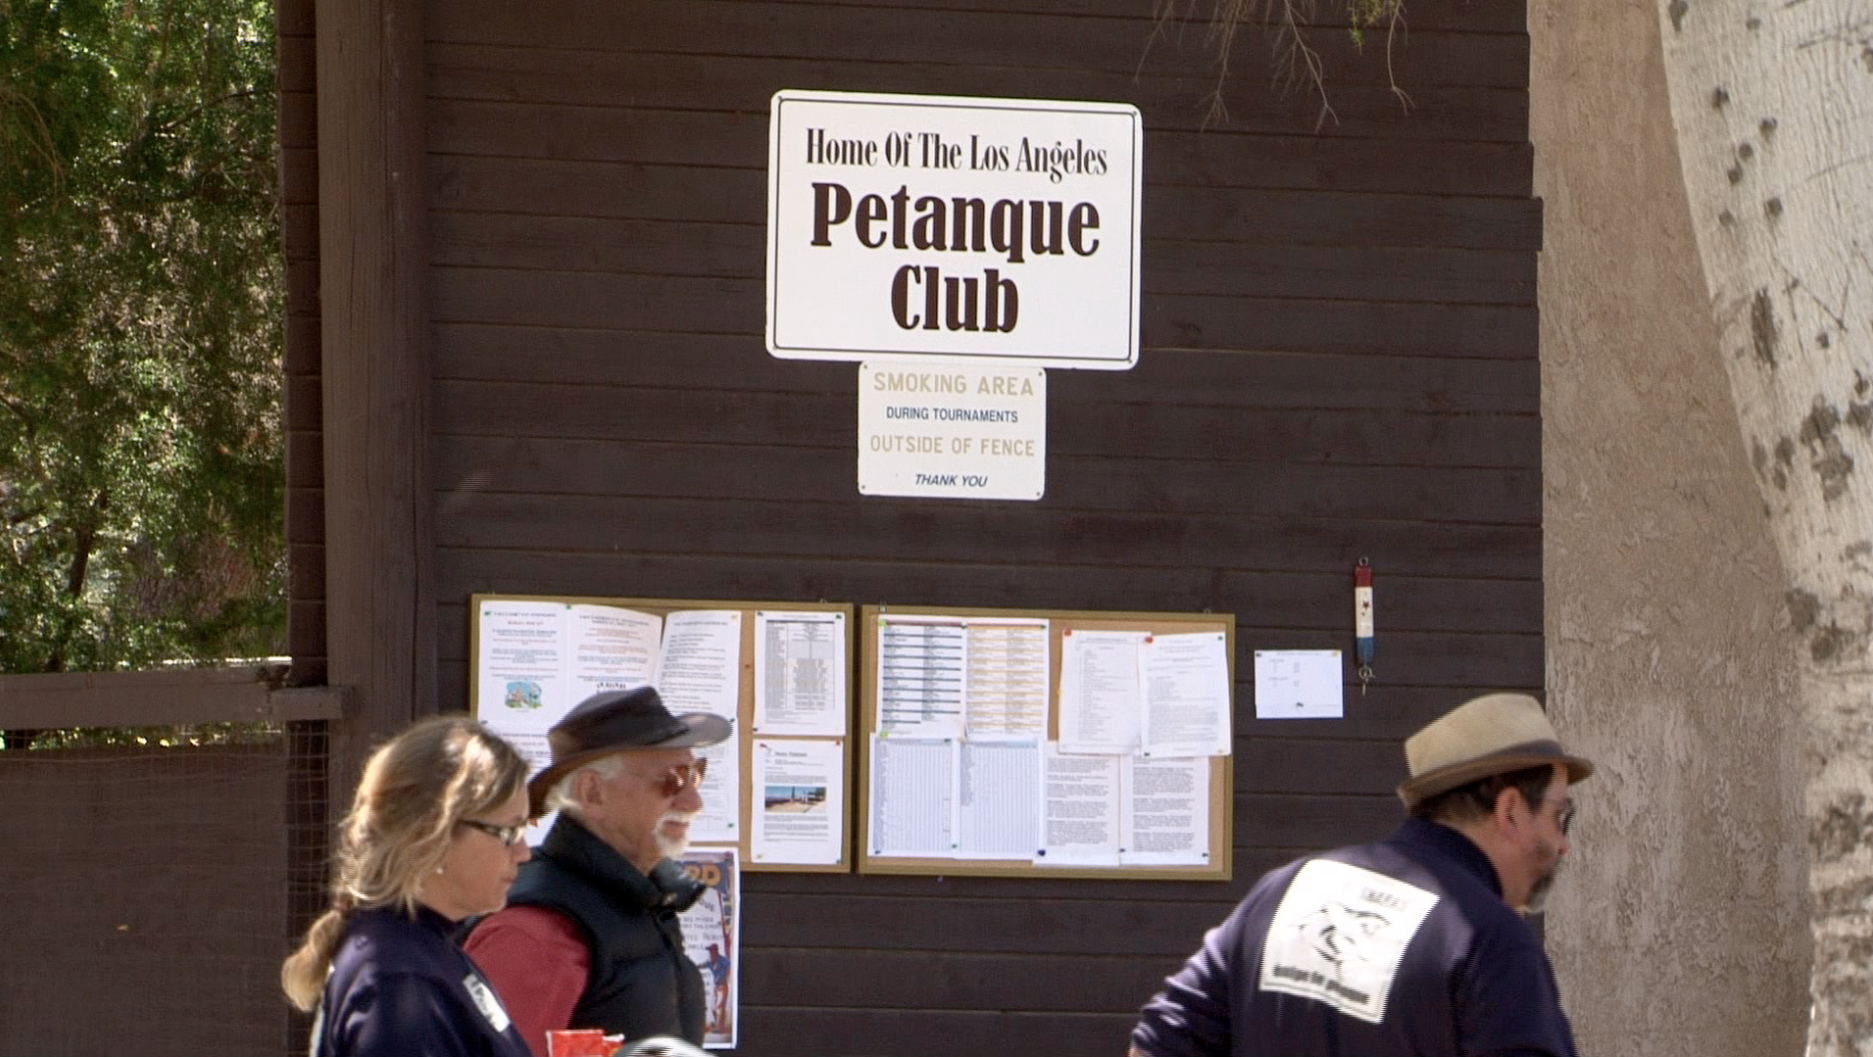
top-left (279, 0), bottom-right (323, 689)
top-left (285, 0), bottom-right (1542, 1053)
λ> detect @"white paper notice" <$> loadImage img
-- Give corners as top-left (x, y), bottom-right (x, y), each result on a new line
top-left (1037, 744), bottom-right (1121, 866)
top-left (1253, 649), bottom-right (1345, 719)
top-left (750, 738), bottom-right (844, 865)
top-left (868, 735), bottom-right (958, 856)
top-left (964, 620), bottom-right (1051, 741)
top-left (1057, 630), bottom-right (1146, 754)
top-left (1140, 632), bottom-right (1233, 757)
top-left (658, 610), bottom-right (743, 720)
top-left (478, 600), bottom-right (572, 739)
top-left (477, 600), bottom-right (663, 816)
top-left (690, 732), bottom-right (742, 843)
top-left (753, 610), bottom-right (847, 736)
top-left (957, 740), bottom-right (1042, 859)
top-left (876, 617), bottom-right (966, 737)
top-left (1121, 756), bottom-right (1210, 866)
top-left (566, 603), bottom-right (663, 699)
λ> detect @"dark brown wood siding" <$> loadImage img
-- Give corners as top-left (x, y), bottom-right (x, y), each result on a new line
top-left (287, 0), bottom-right (1541, 1053)
top-left (279, 0), bottom-right (323, 688)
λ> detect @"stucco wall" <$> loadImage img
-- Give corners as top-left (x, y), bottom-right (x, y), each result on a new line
top-left (1530, 2), bottom-right (1811, 1054)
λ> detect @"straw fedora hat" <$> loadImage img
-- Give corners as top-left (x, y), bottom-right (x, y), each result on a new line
top-left (526, 686), bottom-right (730, 817)
top-left (1396, 692), bottom-right (1594, 810)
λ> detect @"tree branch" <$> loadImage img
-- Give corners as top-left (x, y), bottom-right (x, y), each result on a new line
top-left (1151, 0), bottom-right (1411, 130)
top-left (65, 488), bottom-right (108, 598)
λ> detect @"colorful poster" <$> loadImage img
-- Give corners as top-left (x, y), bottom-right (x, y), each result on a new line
top-left (676, 848), bottom-right (740, 1049)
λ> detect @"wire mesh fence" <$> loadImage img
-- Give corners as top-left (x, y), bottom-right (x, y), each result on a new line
top-left (284, 720), bottom-right (330, 1057)
top-left (0, 721), bottom-right (329, 1057)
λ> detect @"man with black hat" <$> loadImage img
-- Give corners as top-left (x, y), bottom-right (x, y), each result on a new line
top-left (1130, 692), bottom-right (1591, 1057)
top-left (466, 687), bottom-right (730, 1057)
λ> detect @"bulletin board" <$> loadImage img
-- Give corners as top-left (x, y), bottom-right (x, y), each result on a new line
top-left (470, 594), bottom-right (855, 874)
top-left (856, 605), bottom-right (1234, 881)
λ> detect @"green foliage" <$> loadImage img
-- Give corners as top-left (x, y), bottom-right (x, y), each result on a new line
top-left (0, 0), bottom-right (284, 673)
top-left (1344, 0), bottom-right (1405, 50)
top-left (4, 721), bottom-right (282, 749)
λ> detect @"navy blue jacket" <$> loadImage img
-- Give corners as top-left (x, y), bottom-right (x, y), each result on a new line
top-left (314, 905), bottom-right (533, 1057)
top-left (1133, 818), bottom-right (1579, 1057)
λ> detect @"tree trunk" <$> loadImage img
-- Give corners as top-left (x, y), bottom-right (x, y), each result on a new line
top-left (1655, 3), bottom-right (1873, 1053)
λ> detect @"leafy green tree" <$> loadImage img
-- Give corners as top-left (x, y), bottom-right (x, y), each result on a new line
top-left (0, 0), bottom-right (283, 673)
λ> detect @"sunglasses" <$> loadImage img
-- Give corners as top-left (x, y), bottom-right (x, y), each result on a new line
top-left (459, 818), bottom-right (528, 848)
top-left (633, 759), bottom-right (708, 798)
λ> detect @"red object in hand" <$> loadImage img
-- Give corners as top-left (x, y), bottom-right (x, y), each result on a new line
top-left (547, 1029), bottom-right (620, 1057)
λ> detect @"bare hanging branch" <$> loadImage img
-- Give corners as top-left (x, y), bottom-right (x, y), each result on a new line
top-left (1149, 0), bottom-right (1411, 130)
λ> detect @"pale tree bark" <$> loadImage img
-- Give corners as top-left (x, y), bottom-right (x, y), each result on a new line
top-left (1655, 2), bottom-right (1873, 1054)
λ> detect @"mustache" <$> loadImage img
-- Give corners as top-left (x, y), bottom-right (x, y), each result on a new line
top-left (660, 810), bottom-right (698, 826)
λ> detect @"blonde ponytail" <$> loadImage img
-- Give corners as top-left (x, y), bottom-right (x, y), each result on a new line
top-left (281, 907), bottom-right (350, 1012)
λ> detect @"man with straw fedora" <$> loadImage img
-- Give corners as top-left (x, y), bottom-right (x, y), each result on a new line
top-left (1131, 692), bottom-right (1591, 1057)
top-left (467, 687), bottom-right (730, 1056)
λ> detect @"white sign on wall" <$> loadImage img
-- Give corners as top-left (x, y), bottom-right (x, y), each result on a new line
top-left (857, 361), bottom-right (1046, 500)
top-left (767, 89), bottom-right (1142, 370)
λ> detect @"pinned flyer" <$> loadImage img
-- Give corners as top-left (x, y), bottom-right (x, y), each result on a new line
top-left (875, 615), bottom-right (967, 738)
top-left (1140, 631), bottom-right (1232, 757)
top-left (689, 734), bottom-right (741, 844)
top-left (957, 739), bottom-right (1041, 859)
top-left (1056, 629), bottom-right (1146, 754)
top-left (1253, 649), bottom-right (1344, 719)
top-left (1119, 756), bottom-right (1210, 866)
top-left (963, 619), bottom-right (1051, 741)
top-left (1036, 743), bottom-right (1121, 866)
top-left (753, 610), bottom-right (848, 736)
top-left (751, 739), bottom-right (845, 865)
top-left (657, 610), bottom-right (743, 720)
top-left (869, 734), bottom-right (959, 856)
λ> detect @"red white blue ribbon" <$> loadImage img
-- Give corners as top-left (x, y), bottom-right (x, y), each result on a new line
top-left (1354, 559), bottom-right (1375, 692)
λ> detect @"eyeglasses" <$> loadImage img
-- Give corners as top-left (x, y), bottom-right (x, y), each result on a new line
top-left (632, 759), bottom-right (707, 798)
top-left (1540, 798), bottom-right (1576, 836)
top-left (459, 818), bottom-right (528, 848)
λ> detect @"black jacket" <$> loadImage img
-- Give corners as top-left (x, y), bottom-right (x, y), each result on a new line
top-left (1133, 818), bottom-right (1578, 1057)
top-left (315, 905), bottom-right (532, 1057)
top-left (504, 815), bottom-right (705, 1044)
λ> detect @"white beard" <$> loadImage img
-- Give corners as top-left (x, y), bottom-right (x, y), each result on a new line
top-left (654, 810), bottom-right (697, 860)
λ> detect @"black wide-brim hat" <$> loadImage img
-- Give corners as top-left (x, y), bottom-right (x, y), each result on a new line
top-left (526, 686), bottom-right (731, 817)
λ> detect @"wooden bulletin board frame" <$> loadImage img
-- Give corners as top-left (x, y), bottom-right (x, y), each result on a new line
top-left (470, 593), bottom-right (856, 874)
top-left (856, 604), bottom-right (1234, 881)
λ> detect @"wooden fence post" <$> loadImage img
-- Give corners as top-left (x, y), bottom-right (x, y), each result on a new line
top-left (314, 0), bottom-right (434, 809)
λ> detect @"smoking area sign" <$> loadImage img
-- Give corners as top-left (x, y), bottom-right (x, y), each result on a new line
top-left (858, 361), bottom-right (1046, 500)
top-left (767, 89), bottom-right (1142, 370)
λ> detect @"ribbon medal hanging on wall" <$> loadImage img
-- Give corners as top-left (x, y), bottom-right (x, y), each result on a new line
top-left (1354, 559), bottom-right (1375, 696)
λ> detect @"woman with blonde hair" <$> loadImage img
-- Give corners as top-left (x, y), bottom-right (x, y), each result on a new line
top-left (283, 716), bottom-right (535, 1057)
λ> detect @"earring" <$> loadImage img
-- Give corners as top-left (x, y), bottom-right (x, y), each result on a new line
top-left (435, 864), bottom-right (445, 875)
